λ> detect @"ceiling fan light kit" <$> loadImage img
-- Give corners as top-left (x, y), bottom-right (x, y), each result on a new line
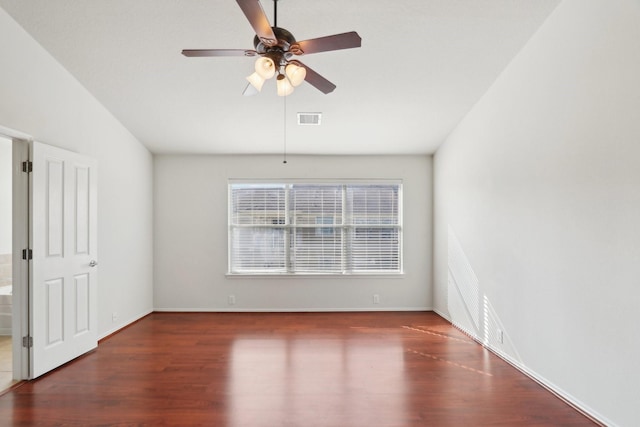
top-left (254, 56), bottom-right (275, 79)
top-left (285, 63), bottom-right (306, 87)
top-left (246, 72), bottom-right (266, 91)
top-left (276, 74), bottom-right (294, 96)
top-left (182, 0), bottom-right (362, 96)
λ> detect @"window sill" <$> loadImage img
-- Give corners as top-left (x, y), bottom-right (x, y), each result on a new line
top-left (225, 272), bottom-right (405, 279)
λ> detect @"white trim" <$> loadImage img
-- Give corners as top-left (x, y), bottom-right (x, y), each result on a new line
top-left (448, 318), bottom-right (613, 427)
top-left (432, 308), bottom-right (451, 321)
top-left (489, 346), bottom-right (612, 427)
top-left (229, 178), bottom-right (404, 185)
top-left (0, 125), bottom-right (32, 141)
top-left (97, 309), bottom-right (153, 341)
top-left (154, 307), bottom-right (432, 313)
top-left (226, 270), bottom-right (406, 277)
top-left (11, 138), bottom-right (30, 380)
top-left (225, 273), bottom-right (405, 279)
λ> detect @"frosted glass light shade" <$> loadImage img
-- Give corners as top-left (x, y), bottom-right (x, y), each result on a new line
top-left (246, 72), bottom-right (265, 91)
top-left (285, 63), bottom-right (306, 87)
top-left (254, 57), bottom-right (275, 79)
top-left (276, 74), bottom-right (294, 96)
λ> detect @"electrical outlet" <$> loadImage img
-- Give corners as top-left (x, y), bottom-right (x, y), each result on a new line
top-left (112, 312), bottom-right (118, 322)
top-left (228, 295), bottom-right (236, 306)
top-left (497, 329), bottom-right (504, 344)
top-left (373, 294), bottom-right (380, 304)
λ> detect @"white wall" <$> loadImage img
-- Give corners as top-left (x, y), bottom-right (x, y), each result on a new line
top-left (433, 0), bottom-right (640, 425)
top-left (0, 7), bottom-right (154, 337)
top-left (154, 154), bottom-right (432, 311)
top-left (0, 137), bottom-right (11, 254)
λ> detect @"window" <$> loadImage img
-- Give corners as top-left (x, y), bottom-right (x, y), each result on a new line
top-left (229, 182), bottom-right (402, 275)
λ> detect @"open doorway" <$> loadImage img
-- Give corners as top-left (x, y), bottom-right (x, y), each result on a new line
top-left (0, 134), bottom-right (15, 390)
top-left (0, 128), bottom-right (94, 384)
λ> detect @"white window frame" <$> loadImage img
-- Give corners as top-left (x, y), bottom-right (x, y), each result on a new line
top-left (228, 180), bottom-right (403, 276)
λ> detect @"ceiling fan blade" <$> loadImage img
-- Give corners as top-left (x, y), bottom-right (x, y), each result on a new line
top-left (294, 61), bottom-right (336, 94)
top-left (236, 0), bottom-right (278, 46)
top-left (182, 49), bottom-right (257, 57)
top-left (292, 31), bottom-right (362, 55)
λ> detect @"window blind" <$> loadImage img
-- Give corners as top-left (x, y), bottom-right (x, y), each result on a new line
top-left (290, 185), bottom-right (343, 273)
top-left (347, 185), bottom-right (400, 272)
top-left (230, 184), bottom-right (286, 273)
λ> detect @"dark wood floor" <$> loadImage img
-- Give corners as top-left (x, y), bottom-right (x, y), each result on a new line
top-left (0, 312), bottom-right (597, 426)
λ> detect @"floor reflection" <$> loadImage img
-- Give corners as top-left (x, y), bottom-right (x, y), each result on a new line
top-left (228, 334), bottom-right (406, 427)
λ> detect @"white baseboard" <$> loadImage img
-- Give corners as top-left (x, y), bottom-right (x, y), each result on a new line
top-left (98, 309), bottom-right (153, 341)
top-left (432, 308), bottom-right (451, 322)
top-left (153, 307), bottom-right (432, 313)
top-left (447, 318), bottom-right (614, 427)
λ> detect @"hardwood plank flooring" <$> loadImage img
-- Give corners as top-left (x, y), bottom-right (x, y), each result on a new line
top-left (0, 312), bottom-right (598, 426)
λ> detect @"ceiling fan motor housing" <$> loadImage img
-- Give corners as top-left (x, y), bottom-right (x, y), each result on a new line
top-left (254, 27), bottom-right (299, 65)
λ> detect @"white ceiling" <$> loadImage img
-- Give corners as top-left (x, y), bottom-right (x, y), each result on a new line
top-left (0, 0), bottom-right (560, 155)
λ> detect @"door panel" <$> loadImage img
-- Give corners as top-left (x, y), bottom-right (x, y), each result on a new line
top-left (75, 273), bottom-right (90, 334)
top-left (46, 158), bottom-right (64, 257)
top-left (75, 166), bottom-right (90, 255)
top-left (31, 141), bottom-right (98, 378)
top-left (45, 278), bottom-right (64, 346)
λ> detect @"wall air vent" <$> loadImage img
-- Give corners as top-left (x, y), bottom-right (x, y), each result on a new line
top-left (297, 112), bottom-right (322, 125)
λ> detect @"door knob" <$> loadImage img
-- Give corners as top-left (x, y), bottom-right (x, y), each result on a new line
top-left (89, 260), bottom-right (98, 267)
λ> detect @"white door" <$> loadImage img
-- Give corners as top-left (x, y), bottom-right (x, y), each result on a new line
top-left (30, 141), bottom-right (98, 378)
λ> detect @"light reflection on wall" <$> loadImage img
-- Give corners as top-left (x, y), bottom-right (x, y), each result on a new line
top-left (227, 335), bottom-right (406, 427)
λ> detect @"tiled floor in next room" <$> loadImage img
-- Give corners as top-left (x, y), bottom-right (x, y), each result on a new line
top-left (0, 337), bottom-right (15, 391)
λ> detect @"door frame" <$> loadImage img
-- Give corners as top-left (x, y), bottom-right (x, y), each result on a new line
top-left (2, 124), bottom-right (32, 380)
top-left (4, 125), bottom-right (101, 380)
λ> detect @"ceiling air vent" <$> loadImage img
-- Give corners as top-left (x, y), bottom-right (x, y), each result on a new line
top-left (297, 112), bottom-right (322, 125)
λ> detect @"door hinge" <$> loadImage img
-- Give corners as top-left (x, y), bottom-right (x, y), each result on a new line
top-left (22, 160), bottom-right (33, 173)
top-left (22, 248), bottom-right (33, 260)
top-left (22, 336), bottom-right (33, 348)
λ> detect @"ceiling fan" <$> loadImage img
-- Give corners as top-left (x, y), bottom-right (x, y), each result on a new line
top-left (182, 0), bottom-right (362, 96)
